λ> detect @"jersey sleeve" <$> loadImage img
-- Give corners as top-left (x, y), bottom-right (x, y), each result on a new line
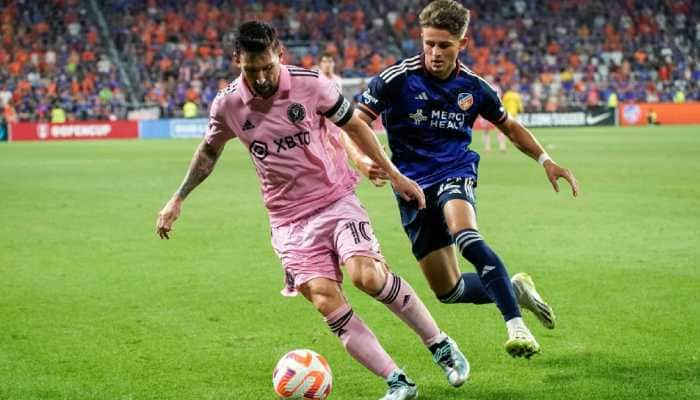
top-left (204, 95), bottom-right (236, 150)
top-left (479, 81), bottom-right (508, 124)
top-left (316, 75), bottom-right (354, 127)
top-left (357, 75), bottom-right (389, 120)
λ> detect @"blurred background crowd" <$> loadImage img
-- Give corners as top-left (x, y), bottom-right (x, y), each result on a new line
top-left (1, 0), bottom-right (698, 122)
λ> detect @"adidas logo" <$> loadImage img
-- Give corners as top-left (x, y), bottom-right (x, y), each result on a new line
top-left (242, 120), bottom-right (255, 131)
top-left (415, 92), bottom-right (428, 100)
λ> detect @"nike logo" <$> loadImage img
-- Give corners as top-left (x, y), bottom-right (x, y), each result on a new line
top-left (586, 112), bottom-right (611, 125)
top-left (482, 265), bottom-right (495, 277)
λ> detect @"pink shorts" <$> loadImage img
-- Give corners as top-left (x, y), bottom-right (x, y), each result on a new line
top-left (270, 193), bottom-right (385, 296)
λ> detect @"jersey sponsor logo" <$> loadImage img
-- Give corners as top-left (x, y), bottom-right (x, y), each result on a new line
top-left (362, 90), bottom-right (379, 105)
top-left (430, 110), bottom-right (466, 130)
top-left (415, 92), bottom-right (428, 101)
top-left (409, 109), bottom-right (429, 125)
top-left (287, 103), bottom-right (306, 123)
top-left (242, 120), bottom-right (255, 131)
top-left (457, 93), bottom-right (474, 111)
top-left (249, 140), bottom-right (269, 160)
top-left (274, 131), bottom-right (311, 152)
top-left (248, 130), bottom-right (312, 160)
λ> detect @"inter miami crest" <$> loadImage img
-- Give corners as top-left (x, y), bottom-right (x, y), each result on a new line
top-left (287, 103), bottom-right (306, 123)
top-left (457, 93), bottom-right (474, 111)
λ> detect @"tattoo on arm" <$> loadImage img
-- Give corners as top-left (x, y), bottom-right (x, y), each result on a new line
top-left (175, 141), bottom-right (221, 199)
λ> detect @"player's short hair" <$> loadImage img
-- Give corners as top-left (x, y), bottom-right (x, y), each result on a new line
top-left (419, 0), bottom-right (471, 38)
top-left (234, 21), bottom-right (280, 55)
top-left (320, 52), bottom-right (334, 62)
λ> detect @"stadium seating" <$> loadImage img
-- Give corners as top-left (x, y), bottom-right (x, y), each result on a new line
top-left (1, 0), bottom-right (697, 122)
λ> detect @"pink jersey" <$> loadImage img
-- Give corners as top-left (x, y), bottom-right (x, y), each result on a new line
top-left (205, 65), bottom-right (358, 227)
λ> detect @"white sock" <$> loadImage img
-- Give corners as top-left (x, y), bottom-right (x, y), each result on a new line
top-left (506, 317), bottom-right (526, 334)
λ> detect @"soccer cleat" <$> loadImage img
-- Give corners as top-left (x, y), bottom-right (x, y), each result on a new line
top-left (431, 336), bottom-right (470, 387)
top-left (505, 323), bottom-right (540, 359)
top-left (379, 369), bottom-right (418, 400)
top-left (512, 272), bottom-right (556, 329)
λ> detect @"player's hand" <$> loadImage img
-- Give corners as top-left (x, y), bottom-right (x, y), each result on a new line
top-left (390, 174), bottom-right (426, 209)
top-left (357, 156), bottom-right (390, 187)
top-left (156, 197), bottom-right (182, 239)
top-left (543, 160), bottom-right (579, 197)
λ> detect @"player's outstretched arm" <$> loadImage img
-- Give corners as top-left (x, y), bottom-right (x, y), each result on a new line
top-left (342, 112), bottom-right (425, 208)
top-left (156, 139), bottom-right (224, 239)
top-left (497, 116), bottom-right (579, 197)
top-left (339, 127), bottom-right (390, 187)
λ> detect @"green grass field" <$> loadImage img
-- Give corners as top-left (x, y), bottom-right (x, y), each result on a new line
top-left (1, 126), bottom-right (699, 400)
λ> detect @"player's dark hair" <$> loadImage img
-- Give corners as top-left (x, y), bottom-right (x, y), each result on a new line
top-left (320, 52), bottom-right (334, 61)
top-left (419, 0), bottom-right (471, 38)
top-left (234, 21), bottom-right (280, 55)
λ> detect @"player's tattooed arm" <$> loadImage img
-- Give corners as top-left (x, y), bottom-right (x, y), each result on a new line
top-left (157, 140), bottom-right (223, 239)
top-left (175, 140), bottom-right (223, 200)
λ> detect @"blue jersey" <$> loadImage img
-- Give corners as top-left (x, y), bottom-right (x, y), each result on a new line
top-left (358, 55), bottom-right (507, 188)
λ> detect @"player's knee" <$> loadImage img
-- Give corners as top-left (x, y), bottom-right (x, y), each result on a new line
top-left (348, 258), bottom-right (386, 295)
top-left (302, 281), bottom-right (344, 316)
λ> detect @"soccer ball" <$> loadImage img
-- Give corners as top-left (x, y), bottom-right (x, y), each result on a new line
top-left (272, 349), bottom-right (333, 399)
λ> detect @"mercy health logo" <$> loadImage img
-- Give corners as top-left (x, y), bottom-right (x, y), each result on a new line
top-left (9, 121), bottom-right (138, 141)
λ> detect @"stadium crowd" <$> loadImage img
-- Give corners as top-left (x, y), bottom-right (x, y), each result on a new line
top-left (1, 0), bottom-right (698, 122)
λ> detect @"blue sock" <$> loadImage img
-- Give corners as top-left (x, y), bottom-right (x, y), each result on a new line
top-left (437, 272), bottom-right (493, 304)
top-left (451, 229), bottom-right (521, 321)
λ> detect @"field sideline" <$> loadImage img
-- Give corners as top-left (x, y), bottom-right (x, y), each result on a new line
top-left (1, 126), bottom-right (698, 399)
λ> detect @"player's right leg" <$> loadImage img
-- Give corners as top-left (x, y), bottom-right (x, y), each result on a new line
top-left (334, 194), bottom-right (468, 388)
top-left (401, 179), bottom-right (539, 358)
top-left (298, 278), bottom-right (418, 400)
top-left (345, 256), bottom-right (469, 388)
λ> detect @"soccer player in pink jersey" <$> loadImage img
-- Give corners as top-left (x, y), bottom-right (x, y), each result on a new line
top-left (156, 21), bottom-right (468, 400)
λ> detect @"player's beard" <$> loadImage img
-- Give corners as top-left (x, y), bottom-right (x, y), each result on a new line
top-left (253, 82), bottom-right (277, 98)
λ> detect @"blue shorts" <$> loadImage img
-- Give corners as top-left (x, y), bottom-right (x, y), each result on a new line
top-left (396, 177), bottom-right (477, 260)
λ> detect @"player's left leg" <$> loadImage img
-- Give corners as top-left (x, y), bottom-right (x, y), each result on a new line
top-left (345, 255), bottom-right (469, 387)
top-left (419, 247), bottom-right (555, 329)
top-left (442, 197), bottom-right (540, 358)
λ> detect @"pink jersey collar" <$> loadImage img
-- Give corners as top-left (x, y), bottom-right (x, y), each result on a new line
top-left (238, 65), bottom-right (291, 104)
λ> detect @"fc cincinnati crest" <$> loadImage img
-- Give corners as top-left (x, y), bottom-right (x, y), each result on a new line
top-left (287, 103), bottom-right (306, 123)
top-left (457, 93), bottom-right (474, 111)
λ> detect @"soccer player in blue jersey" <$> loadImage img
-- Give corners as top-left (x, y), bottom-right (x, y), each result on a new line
top-left (346, 0), bottom-right (579, 359)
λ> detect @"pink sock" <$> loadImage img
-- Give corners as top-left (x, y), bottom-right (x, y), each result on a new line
top-left (325, 303), bottom-right (397, 378)
top-left (375, 273), bottom-right (445, 347)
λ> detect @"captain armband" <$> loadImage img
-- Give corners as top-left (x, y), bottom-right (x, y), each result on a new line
top-left (324, 95), bottom-right (354, 127)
